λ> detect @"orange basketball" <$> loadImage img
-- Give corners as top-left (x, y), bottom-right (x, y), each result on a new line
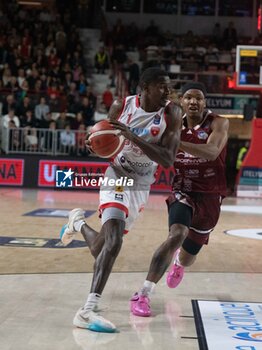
top-left (89, 120), bottom-right (125, 158)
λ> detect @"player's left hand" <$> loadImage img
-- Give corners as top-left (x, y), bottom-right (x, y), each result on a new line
top-left (85, 132), bottom-right (95, 153)
top-left (109, 120), bottom-right (134, 141)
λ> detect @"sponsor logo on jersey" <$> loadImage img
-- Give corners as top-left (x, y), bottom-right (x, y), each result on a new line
top-left (153, 114), bottom-right (161, 125)
top-left (151, 126), bottom-right (160, 136)
top-left (115, 193), bottom-right (123, 201)
top-left (129, 127), bottom-right (149, 137)
top-left (197, 130), bottom-right (208, 140)
top-left (115, 186), bottom-right (124, 192)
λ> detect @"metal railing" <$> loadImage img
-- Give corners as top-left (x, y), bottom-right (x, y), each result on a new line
top-left (1, 127), bottom-right (89, 156)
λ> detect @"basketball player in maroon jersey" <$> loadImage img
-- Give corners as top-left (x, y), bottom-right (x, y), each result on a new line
top-left (130, 82), bottom-right (229, 317)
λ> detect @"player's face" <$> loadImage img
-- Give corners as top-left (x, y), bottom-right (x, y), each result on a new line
top-left (147, 76), bottom-right (171, 107)
top-left (181, 89), bottom-right (206, 118)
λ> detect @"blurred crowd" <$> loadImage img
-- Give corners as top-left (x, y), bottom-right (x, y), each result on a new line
top-left (1, 2), bottom-right (261, 155)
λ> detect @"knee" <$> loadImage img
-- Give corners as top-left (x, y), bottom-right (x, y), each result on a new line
top-left (168, 224), bottom-right (188, 247)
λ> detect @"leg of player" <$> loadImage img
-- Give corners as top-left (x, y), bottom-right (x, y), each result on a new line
top-left (130, 223), bottom-right (188, 317)
top-left (81, 225), bottom-right (105, 258)
top-left (73, 210), bottom-right (126, 333)
top-left (167, 234), bottom-right (202, 288)
top-left (60, 208), bottom-right (105, 258)
top-left (130, 199), bottom-right (194, 317)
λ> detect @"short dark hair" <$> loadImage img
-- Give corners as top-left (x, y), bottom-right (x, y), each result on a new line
top-left (181, 82), bottom-right (207, 97)
top-left (139, 67), bottom-right (168, 88)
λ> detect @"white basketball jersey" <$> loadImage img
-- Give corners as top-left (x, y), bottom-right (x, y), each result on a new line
top-left (112, 95), bottom-right (169, 185)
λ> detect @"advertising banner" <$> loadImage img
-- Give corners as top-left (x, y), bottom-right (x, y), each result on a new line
top-left (0, 158), bottom-right (24, 186)
top-left (193, 300), bottom-right (262, 350)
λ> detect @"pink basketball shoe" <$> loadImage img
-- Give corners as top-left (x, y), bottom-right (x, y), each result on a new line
top-left (130, 293), bottom-right (151, 317)
top-left (166, 250), bottom-right (184, 288)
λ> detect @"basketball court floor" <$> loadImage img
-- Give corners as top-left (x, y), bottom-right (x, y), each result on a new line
top-left (0, 188), bottom-right (261, 350)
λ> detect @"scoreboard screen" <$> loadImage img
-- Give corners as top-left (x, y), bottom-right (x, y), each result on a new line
top-left (236, 45), bottom-right (262, 89)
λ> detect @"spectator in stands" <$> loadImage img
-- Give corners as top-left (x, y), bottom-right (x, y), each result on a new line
top-left (8, 120), bottom-right (20, 150)
top-left (145, 44), bottom-right (160, 64)
top-left (6, 76), bottom-right (19, 94)
top-left (35, 96), bottom-right (50, 122)
top-left (3, 109), bottom-right (20, 128)
top-left (63, 72), bottom-right (73, 93)
top-left (78, 73), bottom-right (88, 94)
top-left (2, 66), bottom-right (12, 87)
top-left (56, 111), bottom-right (68, 129)
top-left (183, 30), bottom-right (196, 48)
top-left (76, 122), bottom-right (87, 156)
top-left (94, 47), bottom-right (109, 74)
top-left (126, 22), bottom-right (139, 50)
top-left (48, 49), bottom-right (60, 69)
top-left (2, 94), bottom-right (16, 115)
top-left (20, 109), bottom-right (36, 128)
top-left (85, 86), bottom-right (97, 109)
top-left (128, 58), bottom-right (140, 95)
top-left (16, 96), bottom-right (33, 118)
top-left (27, 68), bottom-right (40, 90)
top-left (67, 82), bottom-right (80, 106)
top-left (72, 64), bottom-right (83, 82)
top-left (60, 123), bottom-right (76, 154)
top-left (71, 51), bottom-right (85, 70)
top-left (18, 79), bottom-right (30, 101)
top-left (45, 40), bottom-right (56, 57)
top-left (21, 110), bottom-right (38, 151)
top-left (18, 36), bottom-right (31, 60)
top-left (145, 20), bottom-right (159, 44)
top-left (49, 93), bottom-right (62, 114)
top-left (102, 85), bottom-right (113, 112)
top-left (223, 22), bottom-right (238, 50)
top-left (42, 119), bottom-right (56, 151)
top-left (71, 112), bottom-right (84, 130)
top-left (236, 141), bottom-right (249, 171)
top-left (55, 26), bottom-right (67, 59)
top-left (212, 23), bottom-right (222, 48)
top-left (0, 39), bottom-right (8, 64)
top-left (39, 111), bottom-right (52, 129)
top-left (112, 18), bottom-right (126, 46)
top-left (17, 68), bottom-right (26, 88)
top-left (78, 96), bottom-right (95, 127)
top-left (111, 44), bottom-right (127, 86)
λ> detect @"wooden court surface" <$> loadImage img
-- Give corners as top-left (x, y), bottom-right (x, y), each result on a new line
top-left (0, 188), bottom-right (261, 350)
top-left (0, 188), bottom-right (261, 274)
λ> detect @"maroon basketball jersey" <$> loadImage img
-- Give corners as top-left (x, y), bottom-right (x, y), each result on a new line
top-left (172, 110), bottom-right (227, 195)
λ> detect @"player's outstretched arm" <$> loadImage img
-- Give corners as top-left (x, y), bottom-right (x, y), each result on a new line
top-left (180, 117), bottom-right (229, 161)
top-left (110, 102), bottom-right (182, 168)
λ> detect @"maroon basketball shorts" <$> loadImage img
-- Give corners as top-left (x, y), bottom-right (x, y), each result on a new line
top-left (166, 191), bottom-right (223, 245)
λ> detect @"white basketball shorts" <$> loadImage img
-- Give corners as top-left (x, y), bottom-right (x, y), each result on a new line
top-left (99, 166), bottom-right (150, 232)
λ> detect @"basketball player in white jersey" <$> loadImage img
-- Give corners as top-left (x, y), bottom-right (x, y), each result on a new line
top-left (59, 67), bottom-right (182, 332)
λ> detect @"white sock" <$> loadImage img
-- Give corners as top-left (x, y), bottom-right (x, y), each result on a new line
top-left (175, 253), bottom-right (183, 267)
top-left (83, 293), bottom-right (101, 312)
top-left (139, 280), bottom-right (156, 297)
top-left (73, 220), bottom-right (85, 232)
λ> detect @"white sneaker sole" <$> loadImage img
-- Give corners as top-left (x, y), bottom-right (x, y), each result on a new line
top-left (73, 311), bottom-right (117, 333)
top-left (59, 208), bottom-right (85, 246)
